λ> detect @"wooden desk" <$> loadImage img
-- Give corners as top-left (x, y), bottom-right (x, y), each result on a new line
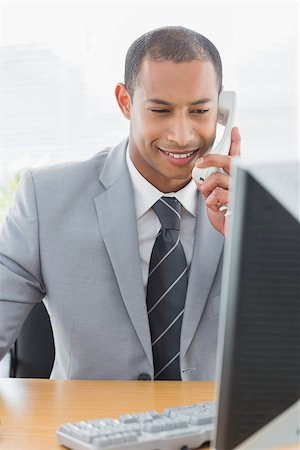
top-left (0, 378), bottom-right (214, 450)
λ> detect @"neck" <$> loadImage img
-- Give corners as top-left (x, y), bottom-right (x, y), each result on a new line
top-left (148, 176), bottom-right (191, 194)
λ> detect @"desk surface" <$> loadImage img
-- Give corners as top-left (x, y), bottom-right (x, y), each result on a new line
top-left (0, 378), bottom-right (214, 450)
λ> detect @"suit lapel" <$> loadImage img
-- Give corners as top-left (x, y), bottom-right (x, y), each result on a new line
top-left (94, 139), bottom-right (153, 366)
top-left (180, 194), bottom-right (224, 358)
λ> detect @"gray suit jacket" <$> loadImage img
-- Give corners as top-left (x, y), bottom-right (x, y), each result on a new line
top-left (0, 138), bottom-right (224, 380)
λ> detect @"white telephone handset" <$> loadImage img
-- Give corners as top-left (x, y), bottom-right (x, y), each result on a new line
top-left (192, 90), bottom-right (236, 184)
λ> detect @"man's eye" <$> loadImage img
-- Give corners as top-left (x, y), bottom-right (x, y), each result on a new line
top-left (150, 109), bottom-right (169, 113)
top-left (192, 109), bottom-right (209, 114)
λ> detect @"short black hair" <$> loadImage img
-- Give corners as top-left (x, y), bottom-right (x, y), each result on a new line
top-left (124, 26), bottom-right (223, 98)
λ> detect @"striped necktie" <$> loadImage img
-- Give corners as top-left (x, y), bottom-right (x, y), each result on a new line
top-left (146, 197), bottom-right (188, 380)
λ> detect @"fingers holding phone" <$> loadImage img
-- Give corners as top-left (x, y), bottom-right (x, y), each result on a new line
top-left (192, 91), bottom-right (237, 184)
top-left (193, 126), bottom-right (241, 236)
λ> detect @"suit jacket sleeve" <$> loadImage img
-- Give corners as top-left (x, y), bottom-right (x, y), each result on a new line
top-left (0, 170), bottom-right (46, 360)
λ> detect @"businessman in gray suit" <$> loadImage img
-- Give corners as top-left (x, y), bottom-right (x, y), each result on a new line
top-left (0, 26), bottom-right (240, 380)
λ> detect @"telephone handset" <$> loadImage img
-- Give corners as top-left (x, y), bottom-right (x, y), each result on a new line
top-left (192, 90), bottom-right (237, 184)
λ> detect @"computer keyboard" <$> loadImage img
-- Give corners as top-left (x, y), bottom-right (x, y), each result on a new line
top-left (57, 401), bottom-right (215, 450)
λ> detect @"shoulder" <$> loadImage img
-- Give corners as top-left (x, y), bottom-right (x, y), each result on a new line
top-left (22, 148), bottom-right (112, 197)
top-left (29, 147), bottom-right (111, 182)
top-left (18, 137), bottom-right (128, 200)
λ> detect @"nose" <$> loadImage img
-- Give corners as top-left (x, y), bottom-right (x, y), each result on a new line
top-left (166, 113), bottom-right (194, 147)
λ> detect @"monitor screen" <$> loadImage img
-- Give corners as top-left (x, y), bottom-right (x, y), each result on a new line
top-left (213, 159), bottom-right (300, 449)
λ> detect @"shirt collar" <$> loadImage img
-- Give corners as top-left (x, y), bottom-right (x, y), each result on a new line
top-left (126, 146), bottom-right (198, 219)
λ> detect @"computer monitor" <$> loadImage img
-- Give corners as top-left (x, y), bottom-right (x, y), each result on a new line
top-left (213, 159), bottom-right (300, 450)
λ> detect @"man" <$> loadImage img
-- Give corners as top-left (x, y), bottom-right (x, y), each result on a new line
top-left (0, 26), bottom-right (240, 380)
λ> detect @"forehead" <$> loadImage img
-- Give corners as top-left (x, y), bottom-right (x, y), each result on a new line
top-left (135, 58), bottom-right (218, 102)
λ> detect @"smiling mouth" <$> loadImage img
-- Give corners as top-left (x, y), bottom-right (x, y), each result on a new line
top-left (158, 148), bottom-right (198, 159)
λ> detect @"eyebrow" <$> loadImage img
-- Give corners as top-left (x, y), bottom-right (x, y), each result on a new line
top-left (146, 98), bottom-right (213, 106)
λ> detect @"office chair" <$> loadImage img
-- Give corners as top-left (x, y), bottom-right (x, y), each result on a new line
top-left (10, 301), bottom-right (55, 378)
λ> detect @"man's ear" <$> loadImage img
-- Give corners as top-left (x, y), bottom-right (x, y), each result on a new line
top-left (115, 83), bottom-right (131, 119)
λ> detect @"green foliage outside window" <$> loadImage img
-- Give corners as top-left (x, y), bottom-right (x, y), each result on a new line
top-left (0, 172), bottom-right (23, 224)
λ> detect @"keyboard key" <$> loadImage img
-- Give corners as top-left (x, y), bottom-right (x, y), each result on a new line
top-left (93, 436), bottom-right (111, 447)
top-left (110, 433), bottom-right (125, 444)
top-left (123, 431), bottom-right (138, 442)
top-left (189, 415), bottom-right (213, 426)
top-left (143, 421), bottom-right (163, 433)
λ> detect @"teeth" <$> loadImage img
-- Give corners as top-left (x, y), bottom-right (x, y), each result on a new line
top-left (164, 150), bottom-right (195, 159)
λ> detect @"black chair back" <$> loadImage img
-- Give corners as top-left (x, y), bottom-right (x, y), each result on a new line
top-left (10, 301), bottom-right (55, 378)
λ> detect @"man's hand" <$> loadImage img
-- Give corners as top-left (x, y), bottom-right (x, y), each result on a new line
top-left (193, 127), bottom-right (241, 237)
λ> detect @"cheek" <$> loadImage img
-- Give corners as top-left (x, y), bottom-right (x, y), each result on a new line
top-left (130, 112), bottom-right (146, 144)
top-left (132, 111), bottom-right (162, 143)
top-left (199, 117), bottom-right (217, 141)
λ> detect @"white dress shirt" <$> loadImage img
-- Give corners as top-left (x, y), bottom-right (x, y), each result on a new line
top-left (126, 148), bottom-right (198, 291)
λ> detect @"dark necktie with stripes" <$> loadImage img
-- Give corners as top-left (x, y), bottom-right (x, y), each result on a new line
top-left (146, 197), bottom-right (188, 380)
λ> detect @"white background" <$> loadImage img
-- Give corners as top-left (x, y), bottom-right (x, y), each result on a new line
top-left (0, 0), bottom-right (298, 173)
